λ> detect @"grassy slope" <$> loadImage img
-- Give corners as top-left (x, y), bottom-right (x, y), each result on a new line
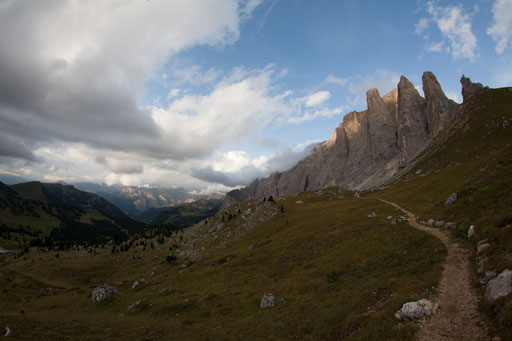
top-left (0, 191), bottom-right (445, 340)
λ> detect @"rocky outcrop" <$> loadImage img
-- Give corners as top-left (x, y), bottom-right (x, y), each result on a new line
top-left (485, 269), bottom-right (512, 302)
top-left (423, 71), bottom-right (459, 136)
top-left (460, 75), bottom-right (487, 102)
top-left (224, 72), bottom-right (479, 205)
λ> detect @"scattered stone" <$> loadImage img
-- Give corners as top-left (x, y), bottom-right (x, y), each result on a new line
top-left (260, 293), bottom-right (275, 309)
top-left (478, 238), bottom-right (489, 246)
top-left (467, 225), bottom-right (475, 238)
top-left (394, 299), bottom-right (437, 320)
top-left (480, 166), bottom-right (488, 173)
top-left (91, 284), bottom-right (118, 304)
top-left (4, 327), bottom-right (11, 336)
top-left (160, 288), bottom-right (173, 295)
top-left (294, 200), bottom-right (303, 204)
top-left (477, 243), bottom-right (491, 255)
top-left (181, 261), bottom-right (192, 268)
top-left (435, 220), bottom-right (445, 227)
top-left (367, 212), bottom-right (377, 218)
top-left (248, 244), bottom-right (254, 250)
top-left (37, 287), bottom-right (55, 298)
top-left (420, 220), bottom-right (426, 225)
top-left (128, 298), bottom-right (145, 313)
top-left (444, 192), bottom-right (457, 207)
top-left (315, 190), bottom-right (324, 196)
top-left (386, 216), bottom-right (393, 220)
top-left (443, 222), bottom-right (455, 229)
top-left (148, 271), bottom-right (155, 279)
top-left (132, 279), bottom-right (146, 290)
top-left (485, 269), bottom-right (512, 302)
top-left (426, 219), bottom-right (435, 226)
top-left (337, 195), bottom-right (345, 200)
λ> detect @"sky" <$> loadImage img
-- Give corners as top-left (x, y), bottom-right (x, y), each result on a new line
top-left (0, 0), bottom-right (511, 195)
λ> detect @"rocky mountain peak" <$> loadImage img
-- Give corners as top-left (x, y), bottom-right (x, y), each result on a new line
top-left (422, 71), bottom-right (459, 136)
top-left (224, 72), bottom-right (484, 206)
top-left (460, 75), bottom-right (487, 102)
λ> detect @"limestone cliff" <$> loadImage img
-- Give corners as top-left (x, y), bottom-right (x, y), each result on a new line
top-left (224, 72), bottom-right (484, 206)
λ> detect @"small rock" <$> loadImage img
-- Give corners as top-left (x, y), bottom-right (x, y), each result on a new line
top-left (260, 293), bottom-right (275, 309)
top-left (367, 212), bottom-right (377, 218)
top-left (128, 298), bottom-right (145, 313)
top-left (444, 192), bottom-right (458, 207)
top-left (420, 220), bottom-right (426, 225)
top-left (181, 261), bottom-right (192, 268)
top-left (148, 271), bottom-right (155, 279)
top-left (435, 220), bottom-right (445, 227)
top-left (248, 244), bottom-right (254, 250)
top-left (426, 219), bottom-right (435, 226)
top-left (5, 327), bottom-right (11, 336)
top-left (294, 200), bottom-right (303, 204)
top-left (337, 195), bottom-right (345, 200)
top-left (91, 283), bottom-right (118, 304)
top-left (444, 222), bottom-right (457, 229)
top-left (386, 216), bottom-right (393, 220)
top-left (477, 243), bottom-right (491, 255)
top-left (467, 225), bottom-right (475, 238)
top-left (485, 269), bottom-right (512, 302)
top-left (480, 166), bottom-right (488, 173)
top-left (394, 299), bottom-right (437, 320)
top-left (37, 287), bottom-right (54, 298)
top-left (478, 238), bottom-right (489, 246)
top-left (132, 279), bottom-right (146, 290)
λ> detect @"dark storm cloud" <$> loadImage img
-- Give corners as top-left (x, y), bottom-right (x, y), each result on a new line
top-left (0, 135), bottom-right (36, 161)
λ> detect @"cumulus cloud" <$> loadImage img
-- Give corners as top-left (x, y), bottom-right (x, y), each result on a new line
top-left (304, 91), bottom-right (331, 107)
top-left (487, 0), bottom-right (512, 54)
top-left (325, 75), bottom-right (350, 87)
top-left (416, 2), bottom-right (478, 61)
top-left (0, 0), bottom-right (259, 163)
top-left (190, 146), bottom-right (318, 187)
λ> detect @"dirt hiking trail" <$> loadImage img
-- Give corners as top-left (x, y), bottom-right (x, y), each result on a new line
top-left (377, 198), bottom-right (489, 340)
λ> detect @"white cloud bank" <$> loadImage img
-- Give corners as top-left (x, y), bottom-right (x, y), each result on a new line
top-left (487, 0), bottom-right (512, 54)
top-left (416, 2), bottom-right (478, 61)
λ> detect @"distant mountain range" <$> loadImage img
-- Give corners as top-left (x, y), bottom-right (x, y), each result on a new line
top-left (0, 181), bottom-right (143, 245)
top-left (133, 198), bottom-right (223, 226)
top-left (74, 183), bottom-right (196, 216)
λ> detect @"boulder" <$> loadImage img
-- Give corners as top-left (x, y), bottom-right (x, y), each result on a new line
top-left (91, 284), bottom-right (117, 304)
top-left (260, 293), bottom-right (276, 309)
top-left (367, 212), bottom-right (377, 218)
top-left (485, 270), bottom-right (512, 302)
top-left (477, 243), bottom-right (491, 255)
top-left (394, 299), bottom-right (437, 320)
top-left (444, 192), bottom-right (457, 207)
top-left (468, 225), bottom-right (475, 238)
top-left (435, 220), bottom-right (445, 227)
top-left (128, 298), bottom-right (146, 313)
top-left (445, 222), bottom-right (457, 229)
top-left (426, 219), bottom-right (435, 226)
top-left (132, 279), bottom-right (146, 290)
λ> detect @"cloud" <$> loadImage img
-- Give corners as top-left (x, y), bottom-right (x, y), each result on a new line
top-left (0, 0), bottom-right (259, 163)
top-left (304, 91), bottom-right (331, 107)
top-left (487, 0), bottom-right (512, 54)
top-left (191, 146), bottom-right (318, 187)
top-left (416, 2), bottom-right (478, 61)
top-left (0, 135), bottom-right (36, 161)
top-left (325, 75), bottom-right (350, 86)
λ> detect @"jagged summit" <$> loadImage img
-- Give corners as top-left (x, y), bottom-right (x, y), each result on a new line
top-left (224, 72), bottom-right (486, 206)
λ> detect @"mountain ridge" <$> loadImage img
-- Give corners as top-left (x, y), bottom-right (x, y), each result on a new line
top-left (224, 72), bottom-right (485, 206)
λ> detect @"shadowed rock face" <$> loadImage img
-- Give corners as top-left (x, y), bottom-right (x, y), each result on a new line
top-left (224, 72), bottom-right (484, 205)
top-left (460, 75), bottom-right (487, 102)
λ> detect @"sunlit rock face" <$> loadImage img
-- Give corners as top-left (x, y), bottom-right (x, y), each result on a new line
top-left (225, 71), bottom-right (483, 205)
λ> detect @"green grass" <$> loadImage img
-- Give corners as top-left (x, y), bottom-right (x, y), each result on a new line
top-left (0, 191), bottom-right (445, 340)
